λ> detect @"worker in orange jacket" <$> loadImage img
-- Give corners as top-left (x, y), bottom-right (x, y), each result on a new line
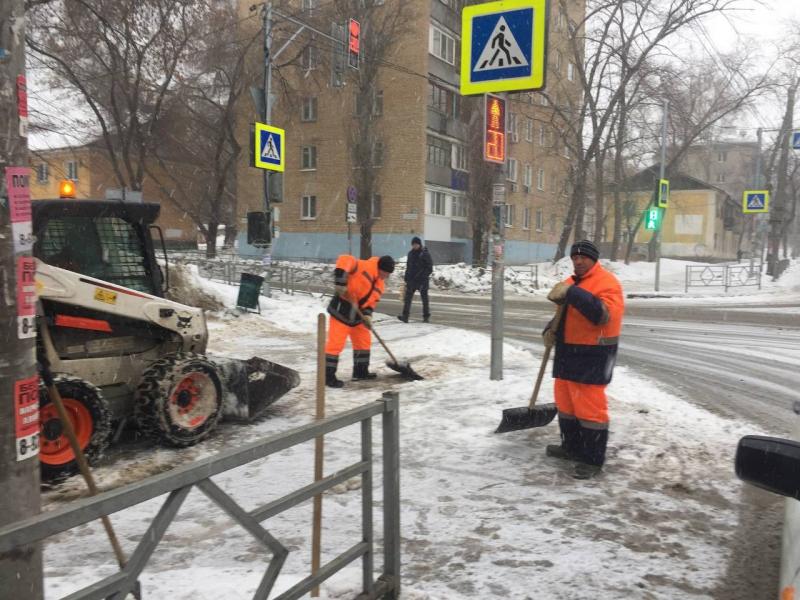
top-left (543, 240), bottom-right (624, 479)
top-left (325, 254), bottom-right (395, 388)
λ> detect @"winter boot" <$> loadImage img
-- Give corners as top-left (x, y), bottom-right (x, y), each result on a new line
top-left (352, 363), bottom-right (378, 380)
top-left (423, 315), bottom-right (430, 323)
top-left (545, 416), bottom-right (580, 461)
top-left (397, 315), bottom-right (409, 323)
top-left (574, 424), bottom-right (608, 470)
top-left (573, 463), bottom-right (603, 480)
top-left (325, 366), bottom-right (344, 388)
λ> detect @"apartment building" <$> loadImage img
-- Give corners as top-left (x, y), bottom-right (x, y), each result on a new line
top-left (236, 0), bottom-right (584, 264)
top-left (679, 140), bottom-right (760, 207)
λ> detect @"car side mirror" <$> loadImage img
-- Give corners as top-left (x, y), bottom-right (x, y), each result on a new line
top-left (736, 435), bottom-right (800, 500)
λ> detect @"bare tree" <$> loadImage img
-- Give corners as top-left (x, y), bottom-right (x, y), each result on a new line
top-left (328, 0), bottom-right (414, 258)
top-left (27, 0), bottom-right (209, 193)
top-left (550, 0), bottom-right (756, 261)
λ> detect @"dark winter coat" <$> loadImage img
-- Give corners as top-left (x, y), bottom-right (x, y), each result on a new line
top-left (404, 247), bottom-right (433, 287)
top-left (552, 261), bottom-right (624, 385)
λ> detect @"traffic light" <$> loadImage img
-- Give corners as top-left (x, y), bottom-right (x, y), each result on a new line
top-left (484, 94), bottom-right (506, 164)
top-left (348, 19), bottom-right (360, 69)
top-left (657, 179), bottom-right (669, 208)
top-left (59, 179), bottom-right (76, 199)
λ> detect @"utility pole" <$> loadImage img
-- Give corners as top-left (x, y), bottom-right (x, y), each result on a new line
top-left (770, 84), bottom-right (795, 279)
top-left (654, 99), bottom-right (668, 292)
top-left (261, 1), bottom-right (273, 296)
top-left (490, 202), bottom-right (505, 381)
top-left (0, 0), bottom-right (43, 596)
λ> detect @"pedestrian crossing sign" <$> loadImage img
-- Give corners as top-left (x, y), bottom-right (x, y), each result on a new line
top-left (743, 190), bottom-right (769, 214)
top-left (254, 122), bottom-right (285, 172)
top-left (460, 0), bottom-right (548, 95)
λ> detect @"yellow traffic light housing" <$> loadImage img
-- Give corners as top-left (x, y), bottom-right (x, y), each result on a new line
top-left (59, 179), bottom-right (76, 199)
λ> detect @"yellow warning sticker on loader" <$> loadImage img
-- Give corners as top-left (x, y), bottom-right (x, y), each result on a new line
top-left (94, 288), bottom-right (117, 305)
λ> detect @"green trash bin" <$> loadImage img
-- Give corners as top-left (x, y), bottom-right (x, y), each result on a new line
top-left (237, 272), bottom-right (264, 312)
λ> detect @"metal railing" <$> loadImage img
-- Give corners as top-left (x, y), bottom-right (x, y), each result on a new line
top-left (0, 393), bottom-right (402, 600)
top-left (685, 262), bottom-right (762, 292)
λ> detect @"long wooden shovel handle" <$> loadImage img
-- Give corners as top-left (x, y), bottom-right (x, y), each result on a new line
top-left (529, 304), bottom-right (566, 409)
top-left (346, 296), bottom-right (400, 365)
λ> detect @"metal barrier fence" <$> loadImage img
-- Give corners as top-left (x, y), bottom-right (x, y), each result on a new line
top-left (685, 262), bottom-right (762, 293)
top-left (0, 394), bottom-right (402, 600)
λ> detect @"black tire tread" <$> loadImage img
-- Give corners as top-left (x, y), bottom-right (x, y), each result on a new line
top-left (133, 352), bottom-right (223, 447)
top-left (39, 375), bottom-right (112, 483)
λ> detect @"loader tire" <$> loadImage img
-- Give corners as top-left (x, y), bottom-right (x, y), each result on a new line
top-left (134, 353), bottom-right (223, 447)
top-left (39, 376), bottom-right (112, 483)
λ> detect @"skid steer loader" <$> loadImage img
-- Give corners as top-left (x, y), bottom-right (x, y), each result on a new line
top-left (33, 199), bottom-right (299, 482)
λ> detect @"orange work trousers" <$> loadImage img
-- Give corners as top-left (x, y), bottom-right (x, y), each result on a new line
top-left (554, 378), bottom-right (609, 425)
top-left (325, 316), bottom-right (372, 356)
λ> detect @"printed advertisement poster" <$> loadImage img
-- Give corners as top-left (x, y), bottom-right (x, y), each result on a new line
top-left (15, 375), bottom-right (40, 461)
top-left (5, 167), bottom-right (33, 253)
top-left (16, 256), bottom-right (37, 338)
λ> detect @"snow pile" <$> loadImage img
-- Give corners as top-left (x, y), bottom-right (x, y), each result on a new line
top-left (42, 280), bottom-right (771, 599)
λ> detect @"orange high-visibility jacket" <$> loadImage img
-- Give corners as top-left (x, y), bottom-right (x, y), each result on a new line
top-left (553, 261), bottom-right (624, 385)
top-left (327, 255), bottom-right (386, 326)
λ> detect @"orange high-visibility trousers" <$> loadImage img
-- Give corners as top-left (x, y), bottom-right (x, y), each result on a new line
top-left (325, 316), bottom-right (372, 356)
top-left (554, 378), bottom-right (609, 425)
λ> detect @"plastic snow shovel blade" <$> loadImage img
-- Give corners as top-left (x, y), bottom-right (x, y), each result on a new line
top-left (495, 403), bottom-right (558, 433)
top-left (386, 359), bottom-right (424, 381)
top-left (214, 356), bottom-right (301, 420)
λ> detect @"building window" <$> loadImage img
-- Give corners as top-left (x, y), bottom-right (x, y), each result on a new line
top-left (567, 62), bottom-right (575, 81)
top-left (429, 190), bottom-right (446, 215)
top-left (504, 204), bottom-right (514, 227)
top-left (554, 50), bottom-right (562, 73)
top-left (452, 143), bottom-right (468, 171)
top-left (451, 195), bottom-right (467, 218)
top-left (36, 163), bottom-right (49, 183)
top-left (507, 158), bottom-right (517, 182)
top-left (556, 6), bottom-right (566, 31)
top-left (550, 213), bottom-right (557, 234)
top-left (302, 45), bottom-right (317, 70)
top-left (302, 0), bottom-right (317, 15)
top-left (301, 97), bottom-right (317, 122)
top-left (537, 168), bottom-right (545, 190)
top-left (301, 195), bottom-right (317, 219)
top-left (429, 25), bottom-right (456, 65)
top-left (525, 118), bottom-right (533, 142)
top-left (65, 160), bottom-right (79, 180)
top-left (301, 145), bottom-right (317, 170)
top-left (717, 151), bottom-right (727, 162)
top-left (371, 194), bottom-right (382, 219)
top-left (523, 164), bottom-right (532, 191)
top-left (508, 112), bottom-right (518, 142)
top-left (427, 135), bottom-right (451, 167)
top-left (428, 82), bottom-right (461, 118)
top-left (716, 172), bottom-right (726, 183)
top-left (372, 141), bottom-right (384, 166)
top-left (563, 142), bottom-right (570, 158)
top-left (536, 208), bottom-right (544, 231)
top-left (539, 125), bottom-right (546, 146)
top-left (373, 90), bottom-right (383, 116)
top-left (523, 207), bottom-right (531, 230)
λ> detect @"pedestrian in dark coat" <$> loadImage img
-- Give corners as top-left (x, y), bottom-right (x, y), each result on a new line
top-left (398, 237), bottom-right (433, 323)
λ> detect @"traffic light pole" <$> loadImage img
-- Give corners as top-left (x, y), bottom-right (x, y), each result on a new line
top-left (654, 99), bottom-right (668, 292)
top-left (0, 0), bottom-right (44, 596)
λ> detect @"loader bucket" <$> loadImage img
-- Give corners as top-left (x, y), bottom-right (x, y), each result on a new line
top-left (213, 356), bottom-right (301, 420)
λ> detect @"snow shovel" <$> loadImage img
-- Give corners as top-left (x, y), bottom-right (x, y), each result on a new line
top-left (351, 303), bottom-right (424, 381)
top-left (494, 305), bottom-right (564, 433)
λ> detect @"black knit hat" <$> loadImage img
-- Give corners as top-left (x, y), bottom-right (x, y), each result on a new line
top-left (570, 239), bottom-right (599, 262)
top-left (378, 255), bottom-right (395, 273)
top-left (411, 236), bottom-right (422, 246)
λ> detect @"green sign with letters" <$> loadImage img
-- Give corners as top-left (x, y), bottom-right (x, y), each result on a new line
top-left (644, 207), bottom-right (662, 231)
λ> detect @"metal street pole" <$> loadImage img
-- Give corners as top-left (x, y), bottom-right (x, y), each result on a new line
top-left (262, 1), bottom-right (273, 296)
top-left (654, 99), bottom-right (668, 292)
top-left (0, 0), bottom-right (44, 596)
top-left (490, 203), bottom-right (505, 381)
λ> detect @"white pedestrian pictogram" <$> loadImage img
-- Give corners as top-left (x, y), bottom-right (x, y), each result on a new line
top-left (475, 16), bottom-right (529, 71)
top-left (748, 194), bottom-right (765, 209)
top-left (262, 133), bottom-right (280, 161)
